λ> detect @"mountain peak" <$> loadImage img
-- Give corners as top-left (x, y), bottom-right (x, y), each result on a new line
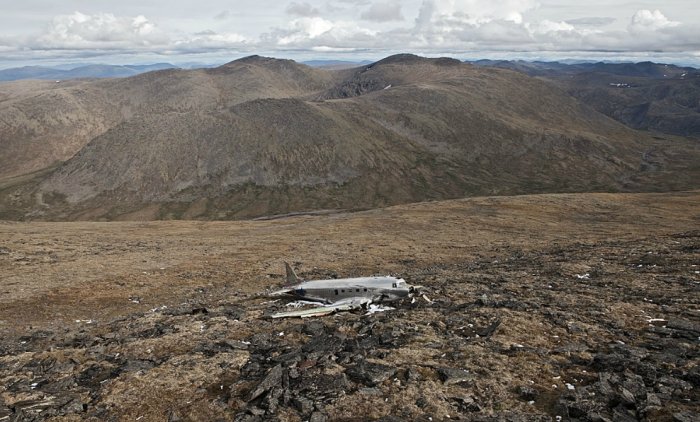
top-left (373, 54), bottom-right (462, 67)
top-left (221, 55), bottom-right (301, 68)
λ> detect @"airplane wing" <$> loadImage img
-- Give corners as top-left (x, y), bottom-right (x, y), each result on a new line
top-left (270, 298), bottom-right (369, 319)
top-left (268, 288), bottom-right (294, 297)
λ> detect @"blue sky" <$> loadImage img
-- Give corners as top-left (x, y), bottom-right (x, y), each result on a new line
top-left (1, 1), bottom-right (699, 68)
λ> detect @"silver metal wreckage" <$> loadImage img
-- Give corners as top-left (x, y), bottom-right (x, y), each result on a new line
top-left (267, 262), bottom-right (420, 318)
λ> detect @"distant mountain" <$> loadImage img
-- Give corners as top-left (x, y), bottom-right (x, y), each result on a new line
top-left (471, 60), bottom-right (699, 79)
top-left (472, 60), bottom-right (700, 137)
top-left (1, 54), bottom-right (698, 221)
top-left (0, 63), bottom-right (178, 81)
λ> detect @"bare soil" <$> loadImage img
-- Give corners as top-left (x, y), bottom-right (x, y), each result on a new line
top-left (1, 191), bottom-right (698, 421)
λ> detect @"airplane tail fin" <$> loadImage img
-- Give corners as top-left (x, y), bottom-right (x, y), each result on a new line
top-left (285, 262), bottom-right (299, 286)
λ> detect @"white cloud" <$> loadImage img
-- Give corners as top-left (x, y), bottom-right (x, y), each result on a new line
top-left (612, 10), bottom-right (696, 53)
top-left (427, 0), bottom-right (539, 25)
top-left (2, 4), bottom-right (699, 67)
top-left (361, 2), bottom-right (404, 22)
top-left (270, 16), bottom-right (378, 49)
top-left (276, 17), bottom-right (334, 45)
top-left (0, 45), bottom-right (19, 53)
top-left (565, 17), bottom-right (615, 27)
top-left (311, 46), bottom-right (361, 52)
top-left (175, 30), bottom-right (248, 51)
top-left (286, 2), bottom-right (321, 17)
top-left (629, 9), bottom-right (680, 34)
top-left (37, 12), bottom-right (169, 48)
top-left (21, 11), bottom-right (253, 56)
top-left (409, 0), bottom-right (561, 49)
top-left (528, 19), bottom-right (575, 35)
top-left (415, 1), bottom-right (436, 30)
top-left (401, 3), bottom-right (700, 55)
top-left (468, 20), bottom-right (532, 44)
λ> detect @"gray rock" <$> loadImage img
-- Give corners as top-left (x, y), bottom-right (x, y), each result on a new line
top-left (621, 372), bottom-right (647, 400)
top-left (611, 404), bottom-right (639, 422)
top-left (587, 412), bottom-right (613, 422)
top-left (673, 411), bottom-right (699, 422)
top-left (302, 333), bottom-right (345, 359)
top-left (449, 395), bottom-right (481, 412)
top-left (659, 376), bottom-right (692, 391)
top-left (167, 410), bottom-right (183, 422)
top-left (597, 372), bottom-right (617, 397)
top-left (620, 387), bottom-right (636, 405)
top-left (247, 406), bottom-right (265, 416)
top-left (234, 412), bottom-right (260, 422)
top-left (59, 399), bottom-right (85, 415)
top-left (346, 361), bottom-right (397, 386)
top-left (8, 398), bottom-right (56, 417)
top-left (593, 353), bottom-right (630, 372)
top-left (309, 411), bottom-right (328, 422)
top-left (0, 397), bottom-right (10, 419)
top-left (76, 363), bottom-right (118, 388)
top-left (292, 397), bottom-right (314, 414)
top-left (247, 365), bottom-right (284, 402)
top-left (667, 318), bottom-right (699, 335)
top-left (302, 320), bottom-right (327, 336)
top-left (518, 385), bottom-right (538, 401)
top-left (120, 359), bottom-right (156, 373)
top-left (437, 367), bottom-right (475, 386)
top-left (645, 393), bottom-right (661, 408)
top-left (407, 366), bottom-right (423, 382)
top-left (562, 399), bottom-right (603, 419)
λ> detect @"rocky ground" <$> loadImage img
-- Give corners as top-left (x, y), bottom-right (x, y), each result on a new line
top-left (0, 191), bottom-right (698, 421)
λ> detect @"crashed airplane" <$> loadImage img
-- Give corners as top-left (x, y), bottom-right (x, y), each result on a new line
top-left (268, 263), bottom-right (418, 318)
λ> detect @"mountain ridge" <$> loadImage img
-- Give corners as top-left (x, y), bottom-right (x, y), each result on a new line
top-left (0, 63), bottom-right (178, 81)
top-left (1, 54), bottom-right (699, 221)
top-left (472, 59), bottom-right (700, 137)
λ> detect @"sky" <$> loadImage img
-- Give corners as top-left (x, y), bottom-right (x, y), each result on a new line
top-left (1, 0), bottom-right (699, 68)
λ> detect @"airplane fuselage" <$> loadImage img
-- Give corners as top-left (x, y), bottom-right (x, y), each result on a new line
top-left (282, 276), bottom-right (410, 304)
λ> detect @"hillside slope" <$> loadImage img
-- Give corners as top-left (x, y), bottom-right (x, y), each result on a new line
top-left (473, 60), bottom-right (700, 138)
top-left (0, 56), bottom-right (334, 180)
top-left (560, 73), bottom-right (700, 137)
top-left (1, 55), bottom-right (699, 220)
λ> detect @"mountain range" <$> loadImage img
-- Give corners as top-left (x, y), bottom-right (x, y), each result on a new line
top-left (1, 54), bottom-right (698, 220)
top-left (472, 60), bottom-right (700, 138)
top-left (0, 60), bottom-right (371, 82)
top-left (0, 63), bottom-right (179, 81)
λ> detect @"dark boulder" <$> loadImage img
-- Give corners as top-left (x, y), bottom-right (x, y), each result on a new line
top-left (345, 360), bottom-right (397, 386)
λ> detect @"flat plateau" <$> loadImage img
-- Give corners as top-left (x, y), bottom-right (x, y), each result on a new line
top-left (1, 191), bottom-right (698, 420)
